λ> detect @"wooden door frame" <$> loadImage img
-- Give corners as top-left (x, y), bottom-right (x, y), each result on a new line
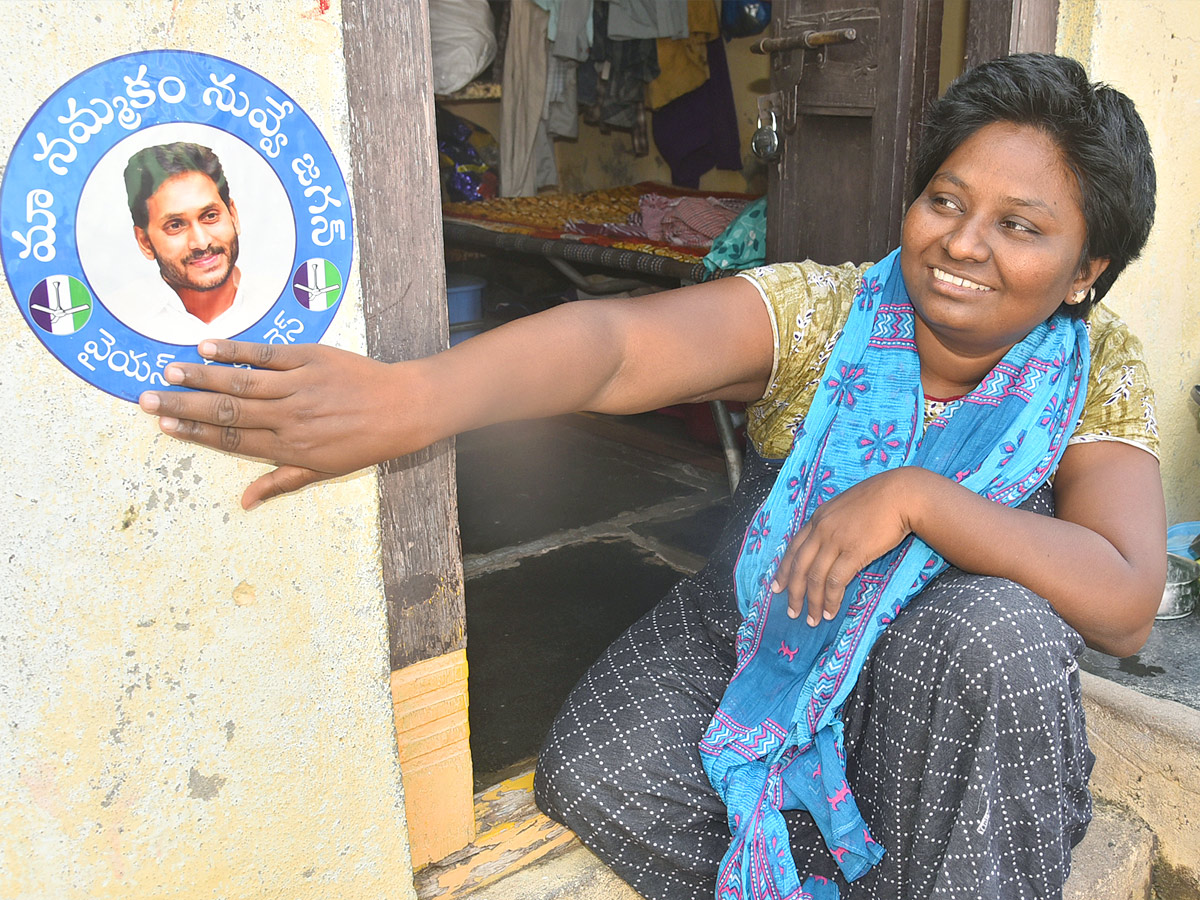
top-left (343, 0), bottom-right (474, 868)
top-left (966, 0), bottom-right (1059, 66)
top-left (765, 0), bottom-right (943, 266)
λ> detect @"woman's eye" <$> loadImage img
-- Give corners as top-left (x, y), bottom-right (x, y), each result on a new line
top-left (931, 196), bottom-right (960, 212)
top-left (1002, 219), bottom-right (1038, 234)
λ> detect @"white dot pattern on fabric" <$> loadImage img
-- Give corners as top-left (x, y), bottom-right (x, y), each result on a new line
top-left (535, 450), bottom-right (1094, 900)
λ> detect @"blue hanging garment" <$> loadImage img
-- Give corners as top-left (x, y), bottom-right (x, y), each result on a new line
top-left (721, 0), bottom-right (772, 39)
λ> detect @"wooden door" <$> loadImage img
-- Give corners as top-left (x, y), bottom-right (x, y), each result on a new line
top-left (764, 0), bottom-right (943, 265)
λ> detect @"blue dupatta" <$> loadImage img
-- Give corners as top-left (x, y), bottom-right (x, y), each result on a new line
top-left (700, 250), bottom-right (1089, 900)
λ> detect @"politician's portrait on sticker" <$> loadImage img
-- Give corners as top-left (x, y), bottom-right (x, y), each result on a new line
top-left (76, 122), bottom-right (296, 345)
top-left (2, 49), bottom-right (353, 401)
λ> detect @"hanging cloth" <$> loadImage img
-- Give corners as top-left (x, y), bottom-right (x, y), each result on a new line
top-left (650, 35), bottom-right (741, 187)
top-left (501, 0), bottom-right (558, 196)
top-left (646, 0), bottom-right (721, 110)
top-left (534, 0), bottom-right (593, 140)
top-left (701, 249), bottom-right (1089, 900)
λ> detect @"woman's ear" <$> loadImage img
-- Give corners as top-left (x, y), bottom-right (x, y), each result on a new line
top-left (1067, 256), bottom-right (1110, 305)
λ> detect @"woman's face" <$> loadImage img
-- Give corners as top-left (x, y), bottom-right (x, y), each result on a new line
top-left (900, 122), bottom-right (1108, 366)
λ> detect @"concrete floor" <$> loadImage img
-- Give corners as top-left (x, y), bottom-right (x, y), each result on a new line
top-left (1080, 607), bottom-right (1200, 712)
top-left (456, 413), bottom-right (729, 788)
top-left (456, 412), bottom-right (1200, 791)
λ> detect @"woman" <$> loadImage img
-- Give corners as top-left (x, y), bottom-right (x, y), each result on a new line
top-left (140, 54), bottom-right (1164, 899)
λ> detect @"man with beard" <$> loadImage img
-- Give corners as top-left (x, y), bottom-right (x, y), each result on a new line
top-left (122, 142), bottom-right (265, 343)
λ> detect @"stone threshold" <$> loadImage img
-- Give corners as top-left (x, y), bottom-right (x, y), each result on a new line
top-left (413, 769), bottom-right (584, 900)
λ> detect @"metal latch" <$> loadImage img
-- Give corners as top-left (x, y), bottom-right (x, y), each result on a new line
top-left (750, 27), bottom-right (857, 55)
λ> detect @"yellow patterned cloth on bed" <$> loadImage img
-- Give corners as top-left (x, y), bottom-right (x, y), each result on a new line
top-left (442, 182), bottom-right (758, 265)
top-left (739, 259), bottom-right (1160, 461)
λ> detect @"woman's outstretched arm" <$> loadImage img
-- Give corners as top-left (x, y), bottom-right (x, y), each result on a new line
top-left (138, 277), bottom-right (775, 509)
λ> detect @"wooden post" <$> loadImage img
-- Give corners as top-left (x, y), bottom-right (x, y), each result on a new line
top-left (342, 0), bottom-right (474, 867)
top-left (966, 0), bottom-right (1059, 67)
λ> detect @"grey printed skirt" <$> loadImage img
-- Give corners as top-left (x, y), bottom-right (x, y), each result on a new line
top-left (535, 448), bottom-right (1094, 900)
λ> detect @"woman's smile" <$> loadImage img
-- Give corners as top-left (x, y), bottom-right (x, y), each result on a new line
top-left (930, 266), bottom-right (992, 293)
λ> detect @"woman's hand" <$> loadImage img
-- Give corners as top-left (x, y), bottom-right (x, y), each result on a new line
top-left (772, 468), bottom-right (915, 625)
top-left (769, 443), bottom-right (1165, 655)
top-left (139, 340), bottom-right (417, 509)
top-left (134, 280), bottom-right (777, 512)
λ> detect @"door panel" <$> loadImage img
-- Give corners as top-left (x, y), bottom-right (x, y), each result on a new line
top-left (766, 0), bottom-right (943, 266)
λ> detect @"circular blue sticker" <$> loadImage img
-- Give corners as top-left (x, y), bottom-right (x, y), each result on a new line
top-left (1, 50), bottom-right (353, 402)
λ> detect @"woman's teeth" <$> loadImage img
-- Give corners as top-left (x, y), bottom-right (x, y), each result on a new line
top-left (933, 267), bottom-right (990, 291)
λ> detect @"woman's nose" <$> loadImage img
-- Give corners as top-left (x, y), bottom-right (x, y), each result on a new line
top-left (943, 216), bottom-right (990, 262)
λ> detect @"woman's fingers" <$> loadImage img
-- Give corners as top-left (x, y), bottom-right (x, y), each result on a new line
top-left (162, 342), bottom-right (308, 397)
top-left (242, 465), bottom-right (333, 510)
top-left (195, 339), bottom-right (311, 371)
top-left (142, 389), bottom-right (292, 462)
top-left (804, 550), bottom-right (855, 626)
top-left (769, 471), bottom-right (913, 627)
top-left (773, 525), bottom-right (824, 624)
top-left (773, 522), bottom-right (855, 626)
top-left (138, 341), bottom-right (308, 418)
top-left (137, 343), bottom-right (314, 441)
top-left (140, 388), bottom-right (281, 447)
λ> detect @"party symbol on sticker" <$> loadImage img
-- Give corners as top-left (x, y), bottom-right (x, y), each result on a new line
top-left (28, 275), bottom-right (92, 335)
top-left (292, 257), bottom-right (342, 311)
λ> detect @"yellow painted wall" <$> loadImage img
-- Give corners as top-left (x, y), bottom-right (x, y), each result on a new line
top-left (1059, 0), bottom-right (1200, 524)
top-left (0, 2), bottom-right (415, 898)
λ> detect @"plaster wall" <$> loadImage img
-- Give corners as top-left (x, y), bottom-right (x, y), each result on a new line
top-left (1059, 0), bottom-right (1200, 524)
top-left (0, 2), bottom-right (414, 898)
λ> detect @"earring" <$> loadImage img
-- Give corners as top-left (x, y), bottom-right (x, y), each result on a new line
top-left (1068, 287), bottom-right (1094, 305)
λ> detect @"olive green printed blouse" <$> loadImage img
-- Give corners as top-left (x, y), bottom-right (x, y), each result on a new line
top-left (738, 260), bottom-right (1160, 462)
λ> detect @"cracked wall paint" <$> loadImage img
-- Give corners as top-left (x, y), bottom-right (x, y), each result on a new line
top-left (0, 2), bottom-right (415, 898)
top-left (1059, 0), bottom-right (1200, 523)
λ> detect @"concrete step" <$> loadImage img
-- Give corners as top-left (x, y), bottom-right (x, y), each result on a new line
top-left (1065, 799), bottom-right (1155, 900)
top-left (457, 842), bottom-right (639, 900)
top-left (1081, 670), bottom-right (1200, 897)
top-left (433, 788), bottom-right (1154, 900)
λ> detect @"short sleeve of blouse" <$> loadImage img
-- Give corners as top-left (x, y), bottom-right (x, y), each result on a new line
top-left (1073, 303), bottom-right (1160, 457)
top-left (738, 260), bottom-right (869, 459)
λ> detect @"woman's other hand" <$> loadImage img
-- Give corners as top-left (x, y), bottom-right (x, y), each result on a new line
top-left (139, 340), bottom-right (416, 509)
top-left (771, 468), bottom-right (915, 625)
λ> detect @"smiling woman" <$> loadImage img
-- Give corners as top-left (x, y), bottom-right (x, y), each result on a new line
top-left (138, 53), bottom-right (1164, 900)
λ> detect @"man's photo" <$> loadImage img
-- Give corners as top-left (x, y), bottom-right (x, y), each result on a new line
top-left (77, 123), bottom-right (296, 345)
top-left (124, 142), bottom-right (248, 336)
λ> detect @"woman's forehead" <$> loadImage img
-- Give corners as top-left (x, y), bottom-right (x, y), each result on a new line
top-left (934, 122), bottom-right (1083, 211)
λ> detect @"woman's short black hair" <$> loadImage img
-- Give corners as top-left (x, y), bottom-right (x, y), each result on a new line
top-left (911, 53), bottom-right (1155, 316)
